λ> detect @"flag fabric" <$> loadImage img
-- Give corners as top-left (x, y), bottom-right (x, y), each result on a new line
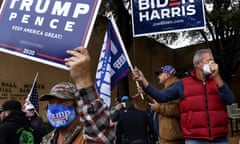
top-left (29, 82), bottom-right (39, 112)
top-left (95, 17), bottom-right (131, 107)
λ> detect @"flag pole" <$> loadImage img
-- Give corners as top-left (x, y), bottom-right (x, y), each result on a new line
top-left (26, 72), bottom-right (39, 102)
top-left (108, 14), bottom-right (144, 100)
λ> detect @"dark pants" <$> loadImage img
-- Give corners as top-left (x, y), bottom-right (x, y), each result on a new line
top-left (121, 137), bottom-right (149, 144)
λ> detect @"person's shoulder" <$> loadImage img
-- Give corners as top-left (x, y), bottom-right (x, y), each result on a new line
top-left (130, 108), bottom-right (146, 115)
top-left (0, 120), bottom-right (19, 133)
top-left (41, 129), bottom-right (56, 143)
top-left (34, 115), bottom-right (44, 121)
top-left (0, 123), bottom-right (6, 129)
top-left (0, 119), bottom-right (19, 126)
top-left (169, 79), bottom-right (182, 87)
top-left (133, 109), bottom-right (150, 119)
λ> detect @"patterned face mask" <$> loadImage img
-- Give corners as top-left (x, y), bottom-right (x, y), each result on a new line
top-left (46, 104), bottom-right (76, 129)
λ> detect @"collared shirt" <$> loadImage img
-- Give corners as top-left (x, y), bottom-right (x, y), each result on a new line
top-left (76, 85), bottom-right (115, 144)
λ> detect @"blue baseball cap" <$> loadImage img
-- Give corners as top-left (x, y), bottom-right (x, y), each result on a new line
top-left (154, 65), bottom-right (176, 76)
top-left (121, 96), bottom-right (129, 102)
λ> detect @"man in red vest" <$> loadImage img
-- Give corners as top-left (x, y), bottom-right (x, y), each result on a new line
top-left (132, 49), bottom-right (234, 144)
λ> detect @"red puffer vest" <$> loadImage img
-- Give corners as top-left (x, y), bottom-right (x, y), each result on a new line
top-left (180, 72), bottom-right (228, 140)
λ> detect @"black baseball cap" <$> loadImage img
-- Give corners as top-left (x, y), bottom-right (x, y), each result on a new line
top-left (2, 100), bottom-right (22, 111)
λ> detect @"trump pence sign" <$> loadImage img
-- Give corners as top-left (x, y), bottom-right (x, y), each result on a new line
top-left (0, 0), bottom-right (101, 70)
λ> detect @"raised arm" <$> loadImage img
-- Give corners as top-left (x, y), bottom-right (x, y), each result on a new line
top-left (65, 47), bottom-right (115, 144)
top-left (132, 66), bottom-right (181, 102)
top-left (132, 66), bottom-right (149, 88)
top-left (209, 60), bottom-right (234, 104)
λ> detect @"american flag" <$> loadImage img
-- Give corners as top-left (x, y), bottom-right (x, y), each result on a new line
top-left (29, 81), bottom-right (39, 112)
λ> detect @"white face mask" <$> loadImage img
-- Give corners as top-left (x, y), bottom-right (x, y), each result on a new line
top-left (203, 64), bottom-right (211, 75)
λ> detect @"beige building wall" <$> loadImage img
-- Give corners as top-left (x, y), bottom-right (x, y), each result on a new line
top-left (127, 37), bottom-right (174, 96)
top-left (0, 52), bottom-right (70, 118)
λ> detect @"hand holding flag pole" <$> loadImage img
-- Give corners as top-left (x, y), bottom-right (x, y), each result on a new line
top-left (26, 72), bottom-right (39, 102)
top-left (23, 72), bottom-right (40, 116)
top-left (108, 14), bottom-right (144, 100)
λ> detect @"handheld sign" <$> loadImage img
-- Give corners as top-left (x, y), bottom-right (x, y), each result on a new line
top-left (131, 0), bottom-right (206, 37)
top-left (0, 0), bottom-right (101, 70)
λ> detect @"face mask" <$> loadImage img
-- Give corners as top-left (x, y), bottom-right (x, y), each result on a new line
top-left (46, 104), bottom-right (76, 129)
top-left (203, 64), bottom-right (211, 75)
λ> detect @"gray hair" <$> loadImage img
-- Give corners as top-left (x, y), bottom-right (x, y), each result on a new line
top-left (193, 49), bottom-right (212, 67)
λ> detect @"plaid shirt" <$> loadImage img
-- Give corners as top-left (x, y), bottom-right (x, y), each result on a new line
top-left (76, 85), bottom-right (115, 144)
top-left (41, 85), bottom-right (115, 144)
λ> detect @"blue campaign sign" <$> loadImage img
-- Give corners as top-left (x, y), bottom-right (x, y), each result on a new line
top-left (0, 0), bottom-right (101, 70)
top-left (131, 0), bottom-right (206, 37)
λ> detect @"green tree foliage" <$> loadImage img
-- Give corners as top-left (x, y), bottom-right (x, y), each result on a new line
top-left (205, 0), bottom-right (240, 84)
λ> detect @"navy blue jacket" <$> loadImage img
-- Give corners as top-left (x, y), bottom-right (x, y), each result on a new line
top-left (116, 108), bottom-right (151, 144)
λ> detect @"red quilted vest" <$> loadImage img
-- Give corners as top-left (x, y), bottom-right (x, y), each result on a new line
top-left (180, 72), bottom-right (228, 140)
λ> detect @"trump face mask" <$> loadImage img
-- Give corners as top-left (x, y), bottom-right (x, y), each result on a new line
top-left (46, 104), bottom-right (76, 129)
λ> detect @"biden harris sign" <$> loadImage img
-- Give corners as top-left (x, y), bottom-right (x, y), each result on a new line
top-left (0, 0), bottom-right (101, 70)
top-left (131, 0), bottom-right (206, 37)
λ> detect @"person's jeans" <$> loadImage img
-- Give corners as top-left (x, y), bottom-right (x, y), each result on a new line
top-left (185, 137), bottom-right (228, 144)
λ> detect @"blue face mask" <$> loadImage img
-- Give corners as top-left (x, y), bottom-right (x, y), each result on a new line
top-left (46, 104), bottom-right (76, 129)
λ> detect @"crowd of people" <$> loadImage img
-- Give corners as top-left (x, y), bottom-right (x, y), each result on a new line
top-left (132, 48), bottom-right (235, 144)
top-left (0, 47), bottom-right (235, 144)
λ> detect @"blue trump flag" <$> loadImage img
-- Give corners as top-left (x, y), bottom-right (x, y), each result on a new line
top-left (95, 16), bottom-right (131, 107)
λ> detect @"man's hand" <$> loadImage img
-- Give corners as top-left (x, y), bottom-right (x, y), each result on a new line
top-left (209, 60), bottom-right (219, 76)
top-left (132, 66), bottom-right (149, 87)
top-left (209, 60), bottom-right (224, 87)
top-left (64, 47), bottom-right (93, 89)
top-left (115, 103), bottom-right (123, 110)
top-left (149, 99), bottom-right (160, 112)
